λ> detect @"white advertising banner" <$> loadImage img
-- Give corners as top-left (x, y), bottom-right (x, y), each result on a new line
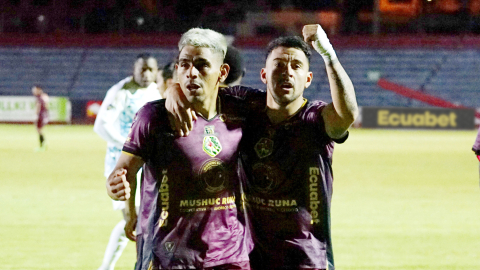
top-left (0, 96), bottom-right (71, 123)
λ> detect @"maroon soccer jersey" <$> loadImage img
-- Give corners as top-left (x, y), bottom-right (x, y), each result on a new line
top-left (123, 94), bottom-right (253, 269)
top-left (472, 126), bottom-right (480, 156)
top-left (36, 95), bottom-right (48, 128)
top-left (240, 100), bottom-right (346, 270)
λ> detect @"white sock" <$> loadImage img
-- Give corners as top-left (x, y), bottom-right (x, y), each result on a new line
top-left (98, 219), bottom-right (129, 270)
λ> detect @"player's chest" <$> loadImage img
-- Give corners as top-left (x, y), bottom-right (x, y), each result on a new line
top-left (173, 119), bottom-right (242, 165)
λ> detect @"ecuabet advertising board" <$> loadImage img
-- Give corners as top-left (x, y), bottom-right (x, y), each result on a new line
top-left (362, 107), bottom-right (475, 130)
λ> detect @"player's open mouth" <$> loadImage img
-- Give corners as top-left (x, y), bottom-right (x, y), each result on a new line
top-left (280, 82), bottom-right (293, 90)
top-left (186, 83), bottom-right (201, 91)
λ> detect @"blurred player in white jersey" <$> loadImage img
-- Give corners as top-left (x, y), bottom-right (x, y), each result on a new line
top-left (93, 53), bottom-right (160, 270)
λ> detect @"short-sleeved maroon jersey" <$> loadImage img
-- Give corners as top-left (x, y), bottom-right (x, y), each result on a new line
top-left (123, 93), bottom-right (253, 269)
top-left (240, 100), bottom-right (346, 270)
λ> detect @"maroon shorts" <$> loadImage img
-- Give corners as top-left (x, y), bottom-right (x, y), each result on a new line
top-left (36, 115), bottom-right (48, 129)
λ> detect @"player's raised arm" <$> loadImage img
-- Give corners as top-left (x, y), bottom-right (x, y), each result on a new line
top-left (303, 24), bottom-right (358, 139)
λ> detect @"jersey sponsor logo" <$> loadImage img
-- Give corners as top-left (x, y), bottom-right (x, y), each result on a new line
top-left (158, 169), bottom-right (169, 228)
top-left (254, 138), bottom-right (274, 159)
top-left (198, 159), bottom-right (227, 193)
top-left (251, 163), bottom-right (280, 194)
top-left (179, 195), bottom-right (235, 208)
top-left (242, 194), bottom-right (297, 208)
top-left (164, 242), bottom-right (175, 252)
top-left (203, 136), bottom-right (222, 157)
top-left (309, 167), bottom-right (321, 224)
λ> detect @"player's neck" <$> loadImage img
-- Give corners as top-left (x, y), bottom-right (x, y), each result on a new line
top-left (266, 96), bottom-right (306, 124)
top-left (192, 90), bottom-right (219, 121)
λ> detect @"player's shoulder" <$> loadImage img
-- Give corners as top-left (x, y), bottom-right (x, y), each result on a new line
top-left (220, 85), bottom-right (266, 101)
top-left (298, 99), bottom-right (328, 119)
top-left (135, 99), bottom-right (168, 122)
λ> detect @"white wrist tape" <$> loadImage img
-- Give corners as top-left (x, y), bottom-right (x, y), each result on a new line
top-left (312, 26), bottom-right (337, 62)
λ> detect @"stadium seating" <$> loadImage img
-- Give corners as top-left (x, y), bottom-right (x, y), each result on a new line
top-left (0, 46), bottom-right (479, 110)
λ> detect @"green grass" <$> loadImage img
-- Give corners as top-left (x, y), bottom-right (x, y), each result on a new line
top-left (332, 129), bottom-right (480, 270)
top-left (0, 124), bottom-right (135, 270)
top-left (1, 124), bottom-right (479, 269)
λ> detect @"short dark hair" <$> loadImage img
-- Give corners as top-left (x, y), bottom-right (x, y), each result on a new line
top-left (265, 36), bottom-right (311, 65)
top-left (224, 46), bottom-right (245, 85)
top-left (162, 62), bottom-right (175, 81)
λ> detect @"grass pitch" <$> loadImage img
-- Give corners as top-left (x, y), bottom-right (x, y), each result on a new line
top-left (0, 124), bottom-right (479, 269)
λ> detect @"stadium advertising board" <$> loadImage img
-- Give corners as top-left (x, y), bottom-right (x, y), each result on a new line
top-left (0, 96), bottom-right (71, 123)
top-left (362, 107), bottom-right (475, 130)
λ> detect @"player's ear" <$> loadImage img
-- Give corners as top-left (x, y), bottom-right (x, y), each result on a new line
top-left (260, 68), bottom-right (267, 85)
top-left (305, 71), bottom-right (313, 88)
top-left (218, 63), bottom-right (230, 83)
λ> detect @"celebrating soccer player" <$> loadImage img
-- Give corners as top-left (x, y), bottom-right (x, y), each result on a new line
top-left (106, 28), bottom-right (257, 270)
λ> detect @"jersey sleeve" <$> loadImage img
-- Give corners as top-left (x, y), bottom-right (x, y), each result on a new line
top-left (222, 85), bottom-right (266, 103)
top-left (306, 100), bottom-right (349, 144)
top-left (122, 103), bottom-right (159, 160)
top-left (472, 126), bottom-right (480, 155)
top-left (93, 81), bottom-right (128, 147)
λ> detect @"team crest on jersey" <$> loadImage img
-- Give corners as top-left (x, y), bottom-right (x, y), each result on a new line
top-left (164, 242), bottom-right (175, 252)
top-left (255, 138), bottom-right (274, 159)
top-left (203, 136), bottom-right (222, 157)
top-left (198, 159), bottom-right (227, 193)
top-left (252, 162), bottom-right (280, 194)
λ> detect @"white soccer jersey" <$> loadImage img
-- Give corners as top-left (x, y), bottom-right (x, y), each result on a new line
top-left (94, 77), bottom-right (162, 177)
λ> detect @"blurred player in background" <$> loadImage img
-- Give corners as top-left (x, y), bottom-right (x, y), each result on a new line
top-left (472, 126), bottom-right (480, 181)
top-left (32, 85), bottom-right (49, 151)
top-left (93, 53), bottom-right (160, 270)
top-left (156, 62), bottom-right (176, 97)
top-left (222, 45), bottom-right (246, 87)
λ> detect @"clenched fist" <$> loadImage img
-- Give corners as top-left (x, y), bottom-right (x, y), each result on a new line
top-left (302, 24), bottom-right (337, 62)
top-left (106, 168), bottom-right (131, 201)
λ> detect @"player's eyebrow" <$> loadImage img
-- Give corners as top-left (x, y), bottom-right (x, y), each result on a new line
top-left (194, 57), bottom-right (211, 66)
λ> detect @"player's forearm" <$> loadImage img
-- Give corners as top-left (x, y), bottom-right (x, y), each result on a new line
top-left (325, 59), bottom-right (358, 127)
top-left (125, 175), bottom-right (137, 216)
